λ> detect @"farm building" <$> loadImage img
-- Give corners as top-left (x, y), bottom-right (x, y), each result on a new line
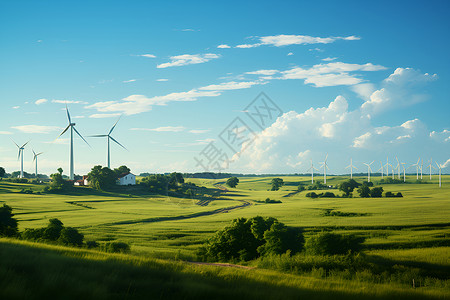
top-left (74, 175), bottom-right (89, 186)
top-left (117, 172), bottom-right (136, 185)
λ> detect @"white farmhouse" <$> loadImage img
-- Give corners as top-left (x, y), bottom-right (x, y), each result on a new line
top-left (117, 172), bottom-right (136, 186)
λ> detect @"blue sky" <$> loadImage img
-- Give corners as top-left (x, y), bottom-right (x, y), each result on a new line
top-left (0, 0), bottom-right (449, 176)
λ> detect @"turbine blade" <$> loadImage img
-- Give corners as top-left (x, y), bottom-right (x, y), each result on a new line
top-left (32, 149), bottom-right (36, 156)
top-left (108, 115), bottom-right (122, 135)
top-left (325, 153), bottom-right (328, 162)
top-left (73, 126), bottom-right (90, 146)
top-left (17, 149), bottom-right (21, 160)
top-left (21, 140), bottom-right (30, 148)
top-left (89, 134), bottom-right (108, 137)
top-left (435, 162), bottom-right (440, 169)
top-left (57, 125), bottom-right (71, 139)
top-left (11, 139), bottom-right (20, 148)
top-left (109, 136), bottom-right (127, 150)
top-left (66, 105), bottom-right (72, 123)
top-left (37, 152), bottom-right (43, 156)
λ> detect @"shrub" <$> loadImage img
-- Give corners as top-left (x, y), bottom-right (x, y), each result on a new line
top-left (385, 191), bottom-right (403, 198)
top-left (226, 177), bottom-right (239, 188)
top-left (357, 185), bottom-right (370, 198)
top-left (305, 192), bottom-right (318, 198)
top-left (58, 227), bottom-right (84, 246)
top-left (362, 181), bottom-right (374, 187)
top-left (103, 241), bottom-right (130, 253)
top-left (338, 179), bottom-right (360, 196)
top-left (305, 232), bottom-right (365, 255)
top-left (265, 198), bottom-right (282, 204)
top-left (319, 192), bottom-right (335, 198)
top-left (396, 192), bottom-right (403, 197)
top-left (86, 240), bottom-right (99, 249)
top-left (297, 185), bottom-right (305, 192)
top-left (43, 218), bottom-right (64, 241)
top-left (369, 187), bottom-right (383, 198)
top-left (0, 204), bottom-right (19, 237)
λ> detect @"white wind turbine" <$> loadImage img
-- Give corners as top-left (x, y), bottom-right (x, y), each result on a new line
top-left (395, 156), bottom-right (401, 180)
top-left (435, 162), bottom-right (442, 188)
top-left (89, 117), bottom-right (127, 169)
top-left (12, 140), bottom-right (30, 178)
top-left (378, 161), bottom-right (384, 179)
top-left (427, 158), bottom-right (435, 180)
top-left (420, 158), bottom-right (423, 179)
top-left (306, 159), bottom-right (319, 184)
top-left (384, 156), bottom-right (391, 179)
top-left (345, 158), bottom-right (358, 179)
top-left (363, 161), bottom-right (374, 182)
top-left (32, 149), bottom-right (44, 178)
top-left (56, 106), bottom-right (90, 180)
top-left (319, 154), bottom-right (329, 185)
top-left (412, 158), bottom-right (420, 180)
top-left (401, 162), bottom-right (407, 182)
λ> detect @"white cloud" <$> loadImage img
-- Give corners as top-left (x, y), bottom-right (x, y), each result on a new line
top-left (12, 106), bottom-right (20, 109)
top-left (52, 100), bottom-right (88, 104)
top-left (156, 79), bottom-right (169, 82)
top-left (123, 79), bottom-right (137, 83)
top-left (11, 125), bottom-right (60, 134)
top-left (139, 54), bottom-right (156, 58)
top-left (322, 57), bottom-right (337, 61)
top-left (89, 113), bottom-right (121, 118)
top-left (189, 129), bottom-right (210, 134)
top-left (235, 34), bottom-right (360, 48)
top-left (287, 52), bottom-right (294, 56)
top-left (0, 131), bottom-right (12, 135)
top-left (217, 44), bottom-right (231, 48)
top-left (35, 98), bottom-right (48, 105)
top-left (130, 126), bottom-right (185, 132)
top-left (281, 62), bottom-right (386, 87)
top-left (199, 80), bottom-right (266, 91)
top-left (245, 70), bottom-right (279, 76)
top-left (157, 53), bottom-right (219, 68)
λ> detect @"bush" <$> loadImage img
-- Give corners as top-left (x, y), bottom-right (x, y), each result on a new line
top-left (357, 185), bottom-right (370, 198)
top-left (305, 232), bottom-right (365, 255)
top-left (58, 227), bottom-right (84, 246)
top-left (86, 240), bottom-right (99, 249)
top-left (265, 198), bottom-right (282, 204)
top-left (305, 192), bottom-right (318, 198)
top-left (226, 177), bottom-right (239, 188)
top-left (396, 192), bottom-right (403, 197)
top-left (385, 191), bottom-right (403, 198)
top-left (297, 185), bottom-right (305, 192)
top-left (0, 204), bottom-right (19, 237)
top-left (103, 241), bottom-right (130, 253)
top-left (198, 216), bottom-right (303, 262)
top-left (319, 192), bottom-right (335, 198)
top-left (369, 187), bottom-right (383, 198)
top-left (338, 179), bottom-right (360, 196)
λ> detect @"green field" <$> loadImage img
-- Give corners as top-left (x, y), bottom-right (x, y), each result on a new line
top-left (0, 175), bottom-right (449, 298)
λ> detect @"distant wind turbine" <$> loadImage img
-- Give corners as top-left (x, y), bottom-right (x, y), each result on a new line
top-left (395, 156), bottom-right (401, 180)
top-left (89, 116), bottom-right (127, 169)
top-left (319, 154), bottom-right (329, 185)
top-left (32, 149), bottom-right (43, 178)
top-left (56, 105), bottom-right (90, 180)
top-left (435, 162), bottom-right (442, 188)
top-left (306, 159), bottom-right (319, 184)
top-left (12, 140), bottom-right (30, 178)
top-left (363, 161), bottom-right (374, 182)
top-left (378, 161), bottom-right (384, 179)
top-left (427, 158), bottom-right (434, 180)
top-left (400, 162), bottom-right (407, 183)
top-left (420, 159), bottom-right (423, 179)
top-left (345, 158), bottom-right (357, 179)
top-left (412, 158), bottom-right (420, 180)
top-left (384, 156), bottom-right (391, 179)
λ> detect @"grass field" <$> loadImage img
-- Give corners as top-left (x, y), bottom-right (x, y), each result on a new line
top-left (0, 174), bottom-right (449, 298)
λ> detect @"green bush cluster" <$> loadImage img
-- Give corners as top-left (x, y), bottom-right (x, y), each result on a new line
top-left (264, 198), bottom-right (282, 204)
top-left (385, 191), bottom-right (403, 197)
top-left (22, 218), bottom-right (84, 246)
top-left (0, 204), bottom-right (18, 237)
top-left (198, 216), bottom-right (304, 262)
top-left (102, 241), bottom-right (131, 253)
top-left (305, 232), bottom-right (365, 255)
top-left (357, 185), bottom-right (383, 198)
top-left (305, 191), bottom-right (336, 198)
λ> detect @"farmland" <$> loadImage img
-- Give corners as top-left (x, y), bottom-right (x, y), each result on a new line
top-left (0, 175), bottom-right (449, 298)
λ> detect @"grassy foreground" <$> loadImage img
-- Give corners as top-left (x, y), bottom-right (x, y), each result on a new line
top-left (0, 238), bottom-right (446, 300)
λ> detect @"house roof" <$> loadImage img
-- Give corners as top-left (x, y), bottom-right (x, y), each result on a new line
top-left (118, 172), bottom-right (134, 178)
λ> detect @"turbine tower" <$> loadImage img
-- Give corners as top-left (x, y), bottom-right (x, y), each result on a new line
top-left (427, 158), bottom-right (434, 180)
top-left (32, 149), bottom-right (44, 178)
top-left (401, 162), bottom-right (407, 183)
top-left (306, 159), bottom-right (319, 184)
top-left (412, 158), bottom-right (420, 180)
top-left (363, 161), bottom-right (374, 182)
top-left (319, 154), bottom-right (329, 185)
top-left (89, 116), bottom-right (127, 169)
top-left (435, 162), bottom-right (442, 188)
top-left (12, 140), bottom-right (30, 178)
top-left (395, 156), bottom-right (401, 180)
top-left (420, 159), bottom-right (423, 179)
top-left (384, 157), bottom-right (390, 178)
top-left (56, 106), bottom-right (89, 180)
top-left (345, 158), bottom-right (357, 179)
top-left (378, 161), bottom-right (384, 179)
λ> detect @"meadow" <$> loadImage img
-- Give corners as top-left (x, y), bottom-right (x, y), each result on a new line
top-left (0, 174), bottom-right (449, 298)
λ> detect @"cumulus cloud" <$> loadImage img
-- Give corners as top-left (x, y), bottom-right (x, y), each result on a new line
top-left (156, 79), bottom-right (169, 82)
top-left (130, 126), bottom-right (185, 132)
top-left (0, 131), bottom-right (12, 135)
top-left (245, 70), bottom-right (279, 76)
top-left (322, 57), bottom-right (337, 61)
top-left (35, 98), bottom-right (48, 105)
top-left (189, 129), bottom-right (210, 134)
top-left (217, 44), bottom-right (231, 48)
top-left (89, 113), bottom-right (121, 118)
top-left (11, 125), bottom-right (60, 134)
top-left (199, 80), bottom-right (266, 91)
top-left (281, 62), bottom-right (386, 87)
top-left (157, 53), bottom-right (219, 68)
top-left (123, 79), bottom-right (137, 83)
top-left (139, 54), bottom-right (156, 58)
top-left (235, 34), bottom-right (360, 48)
top-left (52, 100), bottom-right (88, 104)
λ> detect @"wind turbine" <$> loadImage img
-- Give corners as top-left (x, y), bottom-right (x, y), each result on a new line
top-left (427, 158), bottom-right (434, 180)
top-left (401, 162), bottom-right (407, 183)
top-left (363, 161), bottom-right (374, 182)
top-left (378, 161), bottom-right (384, 179)
top-left (32, 149), bottom-right (43, 178)
top-left (319, 154), bottom-right (329, 185)
top-left (345, 158), bottom-right (358, 179)
top-left (89, 116), bottom-right (127, 169)
top-left (306, 159), bottom-right (319, 184)
top-left (395, 156), bottom-right (401, 180)
top-left (12, 140), bottom-right (30, 178)
top-left (420, 159), bottom-right (423, 179)
top-left (384, 157), bottom-right (391, 179)
top-left (435, 162), bottom-right (442, 188)
top-left (412, 158), bottom-right (420, 180)
top-left (56, 106), bottom-right (89, 180)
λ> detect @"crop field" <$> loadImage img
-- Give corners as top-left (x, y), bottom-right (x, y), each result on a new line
top-left (0, 175), bottom-right (449, 298)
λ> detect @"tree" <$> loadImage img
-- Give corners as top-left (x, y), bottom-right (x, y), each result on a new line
top-left (306, 232), bottom-right (365, 255)
top-left (226, 177), bottom-right (239, 188)
top-left (168, 172), bottom-right (184, 188)
top-left (87, 165), bottom-right (117, 190)
top-left (57, 168), bottom-right (63, 175)
top-left (141, 174), bottom-right (169, 193)
top-left (43, 218), bottom-right (64, 241)
top-left (258, 222), bottom-right (303, 256)
top-left (0, 204), bottom-right (18, 237)
top-left (357, 185), bottom-right (370, 198)
top-left (0, 167), bottom-right (5, 178)
top-left (271, 178), bottom-right (284, 191)
top-left (58, 227), bottom-right (84, 246)
top-left (339, 179), bottom-right (360, 196)
top-left (370, 187), bottom-right (383, 198)
top-left (114, 165), bottom-right (130, 176)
